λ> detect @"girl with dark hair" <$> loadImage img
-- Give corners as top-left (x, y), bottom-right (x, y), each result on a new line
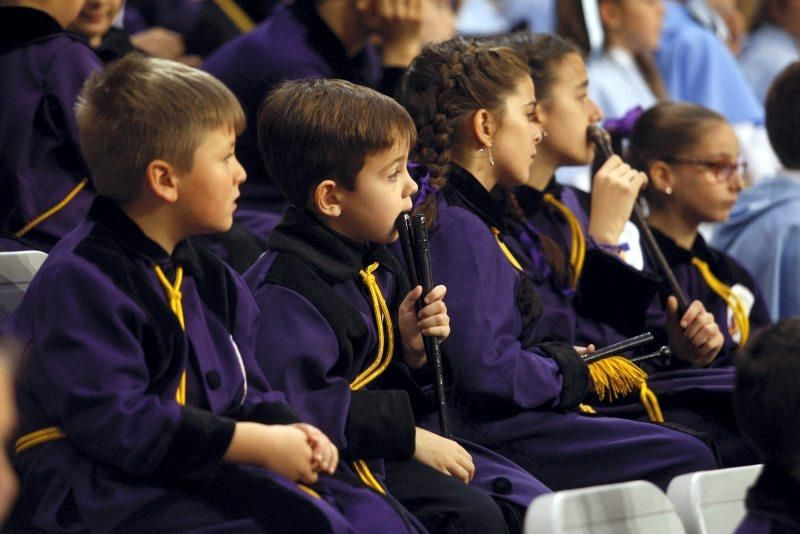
top-left (395, 35), bottom-right (717, 492)
top-left (627, 101), bottom-right (771, 366)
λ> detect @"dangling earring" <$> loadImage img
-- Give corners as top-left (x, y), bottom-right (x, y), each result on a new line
top-left (665, 186), bottom-right (673, 195)
top-left (478, 145), bottom-right (495, 166)
top-left (541, 129), bottom-right (548, 137)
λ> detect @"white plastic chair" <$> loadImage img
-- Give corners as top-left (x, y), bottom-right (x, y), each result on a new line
top-left (0, 251), bottom-right (47, 321)
top-left (667, 464), bottom-right (763, 534)
top-left (525, 480), bottom-right (686, 533)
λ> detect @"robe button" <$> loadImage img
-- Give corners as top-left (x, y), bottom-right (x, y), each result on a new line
top-left (206, 370), bottom-right (221, 390)
top-left (491, 476), bottom-right (512, 495)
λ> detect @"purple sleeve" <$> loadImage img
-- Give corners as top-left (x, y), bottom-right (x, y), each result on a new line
top-left (430, 206), bottom-right (565, 410)
top-left (251, 283), bottom-right (414, 460)
top-left (44, 41), bottom-right (102, 150)
top-left (24, 258), bottom-right (233, 480)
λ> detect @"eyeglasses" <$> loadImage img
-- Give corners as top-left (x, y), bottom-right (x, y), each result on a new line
top-left (662, 157), bottom-right (747, 183)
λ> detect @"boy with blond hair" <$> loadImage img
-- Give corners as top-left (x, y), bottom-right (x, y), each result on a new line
top-left (5, 55), bottom-right (415, 533)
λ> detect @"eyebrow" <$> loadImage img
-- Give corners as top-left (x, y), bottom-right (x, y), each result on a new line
top-left (380, 155), bottom-right (406, 172)
top-left (575, 80), bottom-right (589, 90)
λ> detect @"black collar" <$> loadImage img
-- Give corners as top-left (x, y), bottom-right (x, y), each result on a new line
top-left (444, 165), bottom-right (508, 231)
top-left (268, 206), bottom-right (404, 284)
top-left (0, 7), bottom-right (65, 53)
top-left (512, 176), bottom-right (562, 216)
top-left (746, 463), bottom-right (800, 529)
top-left (288, 3), bottom-right (372, 86)
top-left (648, 225), bottom-right (716, 266)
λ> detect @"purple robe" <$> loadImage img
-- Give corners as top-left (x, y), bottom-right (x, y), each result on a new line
top-left (244, 207), bottom-right (550, 531)
top-left (203, 4), bottom-right (391, 245)
top-left (506, 177), bottom-right (765, 466)
top-left (5, 197), bottom-right (409, 533)
top-left (0, 7), bottom-right (101, 251)
top-left (415, 165), bottom-right (717, 491)
top-left (644, 227), bottom-right (772, 368)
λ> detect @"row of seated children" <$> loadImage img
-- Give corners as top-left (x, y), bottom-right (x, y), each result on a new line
top-left (0, 37), bottom-right (721, 531)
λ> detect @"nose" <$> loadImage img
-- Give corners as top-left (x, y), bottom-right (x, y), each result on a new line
top-left (234, 157), bottom-right (247, 185)
top-left (532, 121), bottom-right (543, 145)
top-left (729, 166), bottom-right (744, 192)
top-left (588, 97), bottom-right (603, 123)
top-left (404, 168), bottom-right (418, 197)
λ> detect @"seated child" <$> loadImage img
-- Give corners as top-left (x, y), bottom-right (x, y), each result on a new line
top-left (4, 54), bottom-right (414, 533)
top-left (0, 0), bottom-right (102, 251)
top-left (245, 78), bottom-right (550, 533)
top-left (68, 0), bottom-right (137, 64)
top-left (734, 318), bottom-right (800, 533)
top-left (395, 35), bottom-right (718, 491)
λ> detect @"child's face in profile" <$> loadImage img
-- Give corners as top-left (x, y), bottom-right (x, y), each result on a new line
top-left (173, 125), bottom-right (246, 237)
top-left (334, 142), bottom-right (417, 244)
top-left (490, 75), bottom-right (542, 188)
top-left (663, 121), bottom-right (744, 225)
top-left (534, 53), bottom-right (604, 169)
top-left (612, 0), bottom-right (664, 54)
top-left (69, 0), bottom-right (124, 48)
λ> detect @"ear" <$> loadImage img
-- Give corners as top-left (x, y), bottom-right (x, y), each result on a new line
top-left (145, 160), bottom-right (179, 203)
top-left (313, 179), bottom-right (344, 217)
top-left (469, 108), bottom-right (497, 150)
top-left (598, 0), bottom-right (623, 33)
top-left (648, 160), bottom-right (676, 195)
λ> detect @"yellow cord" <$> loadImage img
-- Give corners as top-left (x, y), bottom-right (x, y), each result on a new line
top-left (490, 227), bottom-right (524, 271)
top-left (692, 258), bottom-right (750, 346)
top-left (15, 178), bottom-right (89, 237)
top-left (212, 0), bottom-right (255, 32)
top-left (154, 265), bottom-right (187, 405)
top-left (348, 262), bottom-right (393, 494)
top-left (639, 382), bottom-right (664, 423)
top-left (544, 193), bottom-right (586, 287)
top-left (15, 426), bottom-right (66, 455)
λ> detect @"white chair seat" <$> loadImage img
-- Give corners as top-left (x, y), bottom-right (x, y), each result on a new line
top-left (667, 464), bottom-right (763, 534)
top-left (0, 250), bottom-right (47, 321)
top-left (525, 480), bottom-right (685, 533)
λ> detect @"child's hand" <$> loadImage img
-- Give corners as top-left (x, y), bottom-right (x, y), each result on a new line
top-left (356, 0), bottom-right (423, 66)
top-left (573, 345), bottom-right (595, 356)
top-left (413, 427), bottom-right (474, 483)
top-left (225, 422), bottom-right (319, 484)
top-left (666, 296), bottom-right (724, 367)
top-left (398, 285), bottom-right (450, 368)
top-left (292, 423), bottom-right (339, 475)
top-left (588, 155), bottom-right (648, 245)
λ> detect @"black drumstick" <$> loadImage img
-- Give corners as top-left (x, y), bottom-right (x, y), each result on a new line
top-left (587, 125), bottom-right (690, 314)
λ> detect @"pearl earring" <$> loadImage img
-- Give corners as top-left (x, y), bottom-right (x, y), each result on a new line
top-left (665, 186), bottom-right (673, 195)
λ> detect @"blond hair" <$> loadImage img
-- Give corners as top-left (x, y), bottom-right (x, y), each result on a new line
top-left (75, 54), bottom-right (245, 203)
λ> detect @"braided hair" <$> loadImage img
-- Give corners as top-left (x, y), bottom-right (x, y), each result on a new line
top-left (395, 36), bottom-right (531, 225)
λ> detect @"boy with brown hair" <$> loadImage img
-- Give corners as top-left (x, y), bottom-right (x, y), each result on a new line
top-left (245, 78), bottom-right (551, 533)
top-left (5, 54), bottom-right (414, 533)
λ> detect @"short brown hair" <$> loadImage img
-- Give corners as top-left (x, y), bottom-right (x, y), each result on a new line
top-left (257, 78), bottom-right (416, 207)
top-left (75, 54), bottom-right (245, 203)
top-left (766, 61), bottom-right (800, 169)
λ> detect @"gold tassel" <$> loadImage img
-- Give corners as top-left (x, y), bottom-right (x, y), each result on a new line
top-left (588, 356), bottom-right (648, 402)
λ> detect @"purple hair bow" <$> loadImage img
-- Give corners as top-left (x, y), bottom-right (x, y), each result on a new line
top-left (603, 106), bottom-right (645, 139)
top-left (408, 162), bottom-right (437, 208)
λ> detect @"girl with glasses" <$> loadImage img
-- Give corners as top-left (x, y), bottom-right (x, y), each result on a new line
top-left (626, 100), bottom-right (771, 369)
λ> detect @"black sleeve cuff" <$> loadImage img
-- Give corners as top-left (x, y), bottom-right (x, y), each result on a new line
top-left (342, 390), bottom-right (416, 461)
top-left (538, 341), bottom-right (589, 410)
top-left (236, 401), bottom-right (301, 426)
top-left (576, 249), bottom-right (660, 335)
top-left (156, 406), bottom-right (236, 484)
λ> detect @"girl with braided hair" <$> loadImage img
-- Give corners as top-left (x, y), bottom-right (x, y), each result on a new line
top-left (395, 35), bottom-right (717, 492)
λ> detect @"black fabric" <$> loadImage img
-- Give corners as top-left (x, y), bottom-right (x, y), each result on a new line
top-left (575, 248), bottom-right (660, 335)
top-left (155, 406), bottom-right (236, 483)
top-left (76, 198), bottom-right (241, 392)
top-left (235, 400), bottom-right (300, 426)
top-left (384, 459), bottom-right (511, 534)
top-left (744, 463), bottom-right (800, 533)
top-left (343, 390), bottom-right (415, 461)
top-left (0, 7), bottom-right (65, 53)
top-left (537, 342), bottom-right (589, 410)
top-left (288, 2), bottom-right (378, 88)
